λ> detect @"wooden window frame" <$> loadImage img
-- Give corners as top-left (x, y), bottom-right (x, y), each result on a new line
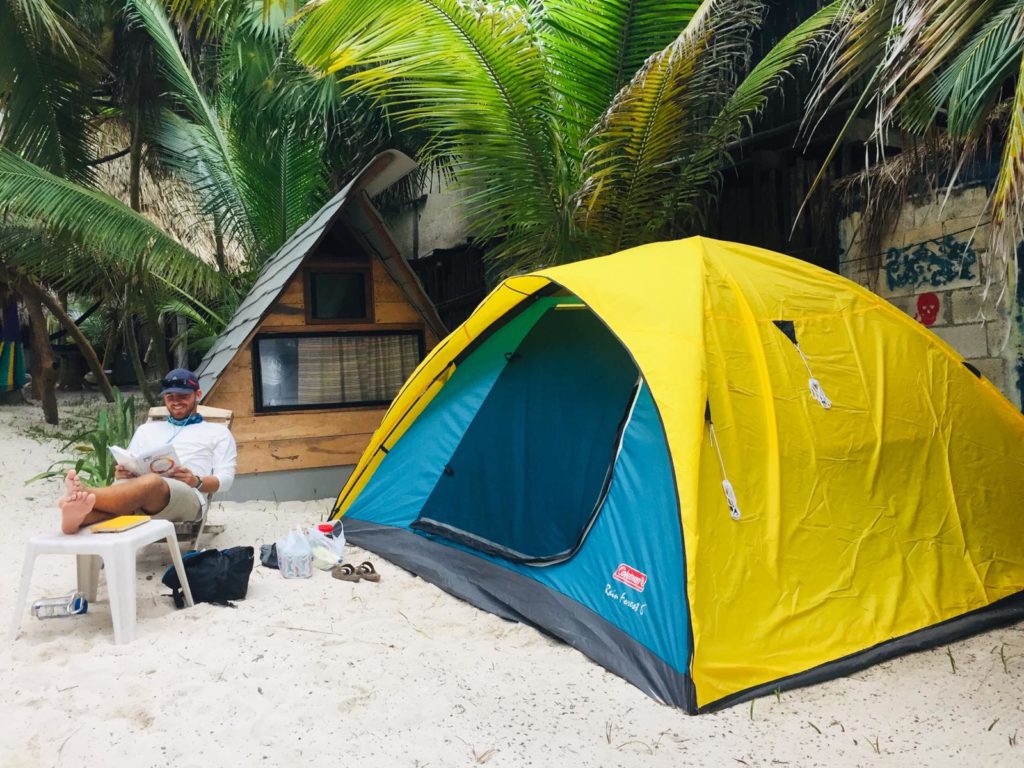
top-left (251, 329), bottom-right (425, 413)
top-left (303, 264), bottom-right (375, 325)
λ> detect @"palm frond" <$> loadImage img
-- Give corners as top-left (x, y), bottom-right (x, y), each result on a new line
top-left (809, 0), bottom-right (1006, 141)
top-left (0, 148), bottom-right (218, 295)
top-left (992, 57), bottom-right (1024, 255)
top-left (541, 0), bottom-right (702, 147)
top-left (292, 0), bottom-right (557, 253)
top-left (5, 0), bottom-right (75, 52)
top-left (237, 119), bottom-right (328, 255)
top-left (167, 0), bottom-right (293, 38)
top-left (154, 111), bottom-right (257, 257)
top-left (0, 227), bottom-right (121, 296)
top-left (575, 0), bottom-right (764, 254)
top-left (902, 5), bottom-right (1024, 136)
top-left (0, 0), bottom-right (100, 179)
top-left (127, 0), bottom-right (258, 243)
top-left (883, 0), bottom-right (1001, 113)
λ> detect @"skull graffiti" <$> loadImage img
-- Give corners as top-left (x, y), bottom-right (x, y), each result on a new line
top-left (916, 292), bottom-right (940, 326)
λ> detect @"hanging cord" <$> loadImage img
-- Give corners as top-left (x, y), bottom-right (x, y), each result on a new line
top-left (795, 344), bottom-right (832, 410)
top-left (708, 421), bottom-right (741, 521)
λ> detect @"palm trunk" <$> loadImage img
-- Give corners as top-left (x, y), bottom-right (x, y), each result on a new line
top-left (140, 287), bottom-right (171, 374)
top-left (22, 291), bottom-right (58, 424)
top-left (213, 214), bottom-right (227, 274)
top-left (128, 125), bottom-right (173, 379)
top-left (174, 314), bottom-right (188, 368)
top-left (6, 272), bottom-right (116, 402)
top-left (129, 112), bottom-right (143, 212)
top-left (123, 319), bottom-right (155, 405)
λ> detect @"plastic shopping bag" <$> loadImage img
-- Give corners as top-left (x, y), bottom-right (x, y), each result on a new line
top-left (276, 527), bottom-right (312, 579)
top-left (307, 523), bottom-right (345, 571)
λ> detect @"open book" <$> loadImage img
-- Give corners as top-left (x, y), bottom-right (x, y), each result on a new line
top-left (109, 444), bottom-right (181, 477)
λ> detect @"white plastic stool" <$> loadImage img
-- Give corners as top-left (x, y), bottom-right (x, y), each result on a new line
top-left (9, 519), bottom-right (194, 644)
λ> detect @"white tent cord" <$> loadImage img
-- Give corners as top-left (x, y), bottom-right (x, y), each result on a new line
top-left (796, 344), bottom-right (832, 410)
top-left (709, 422), bottom-right (741, 521)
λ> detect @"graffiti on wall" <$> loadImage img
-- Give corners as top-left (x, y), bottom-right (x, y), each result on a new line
top-left (915, 292), bottom-right (941, 326)
top-left (885, 235), bottom-right (977, 293)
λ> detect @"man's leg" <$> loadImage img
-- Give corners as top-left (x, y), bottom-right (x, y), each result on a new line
top-left (59, 470), bottom-right (171, 534)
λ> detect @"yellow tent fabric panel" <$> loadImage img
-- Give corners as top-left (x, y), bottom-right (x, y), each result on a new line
top-left (688, 239), bottom-right (1024, 706)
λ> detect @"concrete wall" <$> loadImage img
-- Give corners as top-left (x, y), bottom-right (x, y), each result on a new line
top-left (389, 173), bottom-right (471, 260)
top-left (838, 183), bottom-right (1021, 408)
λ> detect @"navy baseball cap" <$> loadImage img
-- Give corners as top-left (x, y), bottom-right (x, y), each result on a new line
top-left (160, 368), bottom-right (200, 395)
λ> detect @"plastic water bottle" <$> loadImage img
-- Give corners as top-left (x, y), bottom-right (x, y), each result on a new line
top-left (32, 592), bottom-right (88, 619)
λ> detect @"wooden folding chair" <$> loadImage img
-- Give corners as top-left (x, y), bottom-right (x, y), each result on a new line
top-left (147, 405), bottom-right (234, 548)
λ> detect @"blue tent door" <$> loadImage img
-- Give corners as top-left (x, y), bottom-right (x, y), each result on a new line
top-left (413, 305), bottom-right (639, 563)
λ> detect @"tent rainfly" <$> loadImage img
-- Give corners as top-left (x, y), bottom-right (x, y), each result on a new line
top-left (329, 236), bottom-right (1024, 713)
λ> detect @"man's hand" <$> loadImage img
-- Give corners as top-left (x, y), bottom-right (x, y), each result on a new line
top-left (114, 464), bottom-right (136, 480)
top-left (167, 466), bottom-right (198, 488)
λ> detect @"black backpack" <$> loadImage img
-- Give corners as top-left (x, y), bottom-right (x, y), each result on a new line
top-left (162, 546), bottom-right (254, 608)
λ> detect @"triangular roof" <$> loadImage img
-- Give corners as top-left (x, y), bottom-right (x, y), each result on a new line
top-left (196, 150), bottom-right (446, 397)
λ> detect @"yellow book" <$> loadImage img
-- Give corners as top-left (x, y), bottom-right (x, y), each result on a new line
top-left (91, 515), bottom-right (151, 533)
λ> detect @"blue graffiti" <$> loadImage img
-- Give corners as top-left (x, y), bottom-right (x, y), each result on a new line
top-left (885, 235), bottom-right (977, 292)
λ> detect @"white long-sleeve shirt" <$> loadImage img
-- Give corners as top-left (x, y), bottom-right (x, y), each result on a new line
top-left (128, 420), bottom-right (237, 507)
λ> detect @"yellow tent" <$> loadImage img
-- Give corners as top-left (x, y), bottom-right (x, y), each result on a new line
top-left (332, 237), bottom-right (1024, 711)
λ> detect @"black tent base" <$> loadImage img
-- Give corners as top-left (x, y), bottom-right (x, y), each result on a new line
top-left (344, 518), bottom-right (698, 711)
top-left (344, 518), bottom-right (1024, 714)
top-left (701, 588), bottom-right (1024, 713)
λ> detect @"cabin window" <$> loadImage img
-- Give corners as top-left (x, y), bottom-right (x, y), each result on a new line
top-left (305, 267), bottom-right (373, 322)
top-left (253, 331), bottom-right (424, 411)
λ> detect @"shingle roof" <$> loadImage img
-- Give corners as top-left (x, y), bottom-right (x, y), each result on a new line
top-left (195, 150), bottom-right (432, 396)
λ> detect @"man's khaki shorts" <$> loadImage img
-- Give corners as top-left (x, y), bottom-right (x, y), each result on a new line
top-left (154, 476), bottom-right (202, 522)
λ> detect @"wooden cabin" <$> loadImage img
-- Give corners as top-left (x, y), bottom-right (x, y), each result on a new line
top-left (196, 151), bottom-right (446, 501)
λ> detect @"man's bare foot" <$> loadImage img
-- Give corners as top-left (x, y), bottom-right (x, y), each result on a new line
top-left (60, 490), bottom-right (97, 534)
top-left (58, 470), bottom-right (85, 511)
top-left (64, 470), bottom-right (85, 496)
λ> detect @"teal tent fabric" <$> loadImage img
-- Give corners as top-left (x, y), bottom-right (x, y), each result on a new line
top-left (414, 306), bottom-right (638, 562)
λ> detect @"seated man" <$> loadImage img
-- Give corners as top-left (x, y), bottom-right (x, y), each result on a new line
top-left (59, 368), bottom-right (237, 534)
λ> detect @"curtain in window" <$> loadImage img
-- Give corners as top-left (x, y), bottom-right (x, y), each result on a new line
top-left (296, 334), bottom-right (420, 405)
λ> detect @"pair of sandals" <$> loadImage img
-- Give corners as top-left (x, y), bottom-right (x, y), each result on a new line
top-left (331, 561), bottom-right (381, 583)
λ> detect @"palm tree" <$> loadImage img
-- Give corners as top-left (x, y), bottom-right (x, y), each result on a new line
top-left (290, 0), bottom-right (838, 273)
top-left (0, 0), bottom-right (415, 417)
top-left (795, 0), bottom-right (1024, 257)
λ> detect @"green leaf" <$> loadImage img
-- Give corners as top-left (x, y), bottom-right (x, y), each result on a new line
top-left (576, 0), bottom-right (766, 253)
top-left (0, 148), bottom-right (218, 296)
top-left (293, 0), bottom-right (560, 263)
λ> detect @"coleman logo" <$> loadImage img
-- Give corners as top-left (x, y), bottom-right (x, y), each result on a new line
top-left (612, 564), bottom-right (647, 592)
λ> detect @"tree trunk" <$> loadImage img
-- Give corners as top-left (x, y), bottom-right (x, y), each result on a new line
top-left (139, 287), bottom-right (171, 374)
top-left (213, 214), bottom-right (227, 275)
top-left (5, 271), bottom-right (116, 402)
top-left (174, 314), bottom-right (188, 368)
top-left (124, 318), bottom-right (155, 405)
top-left (22, 291), bottom-right (58, 424)
top-left (129, 111), bottom-right (143, 212)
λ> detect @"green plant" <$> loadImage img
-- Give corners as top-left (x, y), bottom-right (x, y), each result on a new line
top-left (291, 0), bottom-right (834, 273)
top-left (796, 0), bottom-right (1024, 257)
top-left (28, 389), bottom-right (138, 487)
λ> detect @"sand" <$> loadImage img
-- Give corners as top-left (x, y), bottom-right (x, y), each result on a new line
top-left (2, 392), bottom-right (1022, 767)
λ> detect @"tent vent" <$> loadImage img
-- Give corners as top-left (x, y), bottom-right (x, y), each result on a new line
top-left (707, 414), bottom-right (741, 521)
top-left (773, 320), bottom-right (831, 410)
top-left (963, 362), bottom-right (982, 378)
top-left (772, 320), bottom-right (797, 345)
